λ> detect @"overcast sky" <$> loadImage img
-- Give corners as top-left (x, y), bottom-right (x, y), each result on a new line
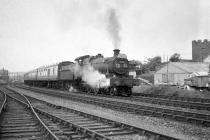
top-left (0, 0), bottom-right (210, 72)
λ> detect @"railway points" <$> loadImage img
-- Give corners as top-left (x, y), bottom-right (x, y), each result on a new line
top-left (0, 88), bottom-right (59, 140)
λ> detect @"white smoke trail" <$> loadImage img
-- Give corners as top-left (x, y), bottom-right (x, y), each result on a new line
top-left (74, 63), bottom-right (110, 88)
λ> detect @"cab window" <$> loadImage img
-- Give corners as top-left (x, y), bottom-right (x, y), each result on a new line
top-left (123, 64), bottom-right (128, 68)
top-left (115, 63), bottom-right (120, 68)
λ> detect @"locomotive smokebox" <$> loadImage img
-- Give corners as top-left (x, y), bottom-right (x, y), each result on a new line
top-left (113, 49), bottom-right (120, 56)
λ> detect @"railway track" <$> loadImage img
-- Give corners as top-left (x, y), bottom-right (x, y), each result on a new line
top-left (0, 89), bottom-right (6, 118)
top-left (16, 84), bottom-right (210, 111)
top-left (133, 92), bottom-right (210, 103)
top-left (0, 88), bottom-right (59, 140)
top-left (1, 88), bottom-right (110, 140)
top-left (6, 87), bottom-right (180, 140)
top-left (67, 89), bottom-right (210, 111)
top-left (13, 85), bottom-right (210, 127)
top-left (130, 96), bottom-right (210, 111)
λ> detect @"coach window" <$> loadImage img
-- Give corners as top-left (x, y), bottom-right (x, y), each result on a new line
top-left (48, 69), bottom-right (50, 75)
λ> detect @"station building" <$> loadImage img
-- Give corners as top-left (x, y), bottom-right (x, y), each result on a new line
top-left (154, 39), bottom-right (210, 86)
top-left (154, 62), bottom-right (209, 86)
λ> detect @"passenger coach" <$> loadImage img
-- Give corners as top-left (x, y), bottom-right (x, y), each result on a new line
top-left (24, 61), bottom-right (75, 89)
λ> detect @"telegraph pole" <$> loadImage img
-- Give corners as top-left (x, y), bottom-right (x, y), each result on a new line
top-left (167, 56), bottom-right (169, 84)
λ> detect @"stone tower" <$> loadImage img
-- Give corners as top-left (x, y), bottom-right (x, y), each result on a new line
top-left (192, 39), bottom-right (210, 62)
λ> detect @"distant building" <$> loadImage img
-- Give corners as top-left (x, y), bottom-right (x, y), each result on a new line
top-left (0, 69), bottom-right (9, 83)
top-left (9, 72), bottom-right (24, 83)
top-left (154, 62), bottom-right (210, 86)
top-left (192, 39), bottom-right (210, 62)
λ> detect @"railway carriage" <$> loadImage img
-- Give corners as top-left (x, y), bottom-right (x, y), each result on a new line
top-left (24, 62), bottom-right (75, 89)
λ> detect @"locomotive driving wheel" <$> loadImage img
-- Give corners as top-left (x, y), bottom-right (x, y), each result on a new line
top-left (126, 87), bottom-right (132, 97)
top-left (93, 88), bottom-right (99, 95)
top-left (110, 87), bottom-right (117, 96)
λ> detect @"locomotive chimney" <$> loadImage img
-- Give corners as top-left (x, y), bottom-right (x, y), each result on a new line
top-left (113, 49), bottom-right (120, 56)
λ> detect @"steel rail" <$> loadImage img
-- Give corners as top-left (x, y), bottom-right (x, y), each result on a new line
top-left (133, 92), bottom-right (210, 103)
top-left (0, 90), bottom-right (7, 115)
top-left (6, 86), bottom-right (180, 140)
top-left (1, 89), bottom-right (60, 140)
top-left (131, 96), bottom-right (210, 111)
top-left (12, 85), bottom-right (210, 127)
top-left (28, 95), bottom-right (179, 140)
top-left (35, 108), bottom-right (112, 140)
top-left (16, 84), bottom-right (210, 111)
top-left (17, 84), bottom-right (210, 103)
top-left (5, 87), bottom-right (112, 140)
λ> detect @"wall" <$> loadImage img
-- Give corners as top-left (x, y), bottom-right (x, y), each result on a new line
top-left (154, 73), bottom-right (188, 85)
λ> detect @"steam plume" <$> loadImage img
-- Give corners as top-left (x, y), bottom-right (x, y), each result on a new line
top-left (74, 63), bottom-right (110, 88)
top-left (107, 8), bottom-right (121, 49)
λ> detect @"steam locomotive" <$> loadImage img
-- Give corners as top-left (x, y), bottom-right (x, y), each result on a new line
top-left (24, 49), bottom-right (134, 96)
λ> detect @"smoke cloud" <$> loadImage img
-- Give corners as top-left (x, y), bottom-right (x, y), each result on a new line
top-left (74, 63), bottom-right (110, 88)
top-left (107, 8), bottom-right (121, 49)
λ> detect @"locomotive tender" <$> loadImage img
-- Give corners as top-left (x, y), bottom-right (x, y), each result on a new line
top-left (24, 49), bottom-right (134, 96)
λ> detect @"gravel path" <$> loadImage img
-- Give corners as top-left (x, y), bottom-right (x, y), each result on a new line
top-left (13, 87), bottom-right (210, 140)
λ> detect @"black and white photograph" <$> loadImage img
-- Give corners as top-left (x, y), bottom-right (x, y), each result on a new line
top-left (0, 0), bottom-right (210, 140)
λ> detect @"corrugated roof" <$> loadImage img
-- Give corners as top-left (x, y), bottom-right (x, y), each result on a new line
top-left (192, 71), bottom-right (208, 76)
top-left (171, 62), bottom-right (210, 73)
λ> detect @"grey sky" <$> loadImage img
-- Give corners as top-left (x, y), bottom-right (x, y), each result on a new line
top-left (0, 0), bottom-right (209, 72)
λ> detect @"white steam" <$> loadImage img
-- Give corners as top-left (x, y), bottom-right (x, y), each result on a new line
top-left (69, 86), bottom-right (77, 92)
top-left (74, 63), bottom-right (110, 88)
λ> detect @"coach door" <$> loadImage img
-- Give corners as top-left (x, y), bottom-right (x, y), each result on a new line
top-left (47, 69), bottom-right (50, 77)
